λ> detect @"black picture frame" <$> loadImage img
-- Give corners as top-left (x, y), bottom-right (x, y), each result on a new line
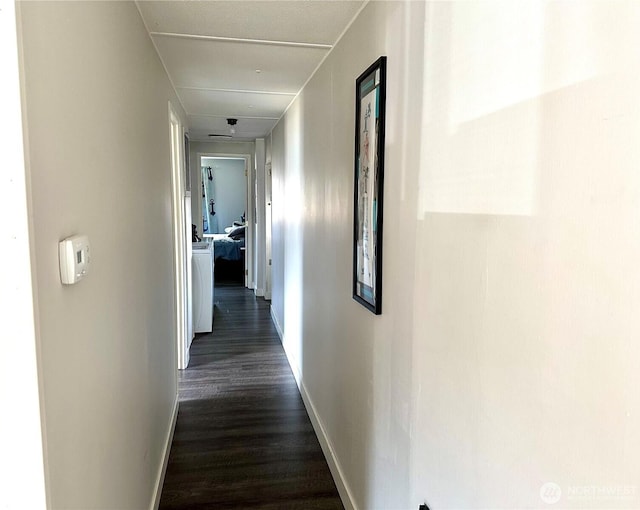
top-left (352, 56), bottom-right (386, 315)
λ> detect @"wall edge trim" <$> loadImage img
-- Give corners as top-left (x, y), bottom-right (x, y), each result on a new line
top-left (299, 377), bottom-right (358, 510)
top-left (270, 306), bottom-right (284, 342)
top-left (150, 396), bottom-right (179, 510)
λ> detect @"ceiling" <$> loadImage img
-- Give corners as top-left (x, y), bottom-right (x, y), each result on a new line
top-left (136, 1), bottom-right (365, 142)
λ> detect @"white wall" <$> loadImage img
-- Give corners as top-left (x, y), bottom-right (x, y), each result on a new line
top-left (19, 2), bottom-right (186, 508)
top-left (201, 157), bottom-right (246, 233)
top-left (270, 122), bottom-right (286, 333)
top-left (270, 1), bottom-right (640, 509)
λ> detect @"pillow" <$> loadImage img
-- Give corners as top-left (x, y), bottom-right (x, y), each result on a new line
top-left (228, 225), bottom-right (246, 240)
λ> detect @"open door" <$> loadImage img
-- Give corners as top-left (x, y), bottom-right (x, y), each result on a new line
top-left (169, 103), bottom-right (189, 370)
top-left (265, 161), bottom-right (272, 300)
top-left (183, 132), bottom-right (193, 349)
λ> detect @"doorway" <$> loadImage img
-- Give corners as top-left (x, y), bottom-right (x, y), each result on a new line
top-left (201, 157), bottom-right (246, 235)
top-left (198, 154), bottom-right (252, 288)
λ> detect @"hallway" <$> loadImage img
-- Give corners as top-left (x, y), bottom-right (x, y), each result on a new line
top-left (159, 285), bottom-right (343, 509)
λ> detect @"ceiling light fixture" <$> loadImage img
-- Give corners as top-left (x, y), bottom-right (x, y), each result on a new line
top-left (227, 118), bottom-right (237, 135)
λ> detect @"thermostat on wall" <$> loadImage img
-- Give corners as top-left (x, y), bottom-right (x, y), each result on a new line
top-left (59, 235), bottom-right (90, 285)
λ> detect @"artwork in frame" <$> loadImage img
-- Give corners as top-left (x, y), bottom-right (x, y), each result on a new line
top-left (352, 56), bottom-right (386, 315)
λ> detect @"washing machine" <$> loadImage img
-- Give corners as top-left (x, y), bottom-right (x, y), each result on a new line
top-left (192, 241), bottom-right (214, 333)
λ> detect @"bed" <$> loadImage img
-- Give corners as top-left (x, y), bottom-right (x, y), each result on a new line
top-left (202, 225), bottom-right (246, 283)
top-left (210, 233), bottom-right (245, 261)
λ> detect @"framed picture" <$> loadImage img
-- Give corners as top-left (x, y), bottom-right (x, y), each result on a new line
top-left (352, 56), bottom-right (386, 315)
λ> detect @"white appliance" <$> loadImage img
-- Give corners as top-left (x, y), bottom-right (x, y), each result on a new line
top-left (192, 242), bottom-right (214, 333)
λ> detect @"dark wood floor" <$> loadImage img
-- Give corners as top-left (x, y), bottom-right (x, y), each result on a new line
top-left (159, 284), bottom-right (344, 510)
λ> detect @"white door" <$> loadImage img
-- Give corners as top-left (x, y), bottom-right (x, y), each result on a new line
top-left (183, 132), bottom-right (193, 347)
top-left (184, 193), bottom-right (193, 347)
top-left (265, 162), bottom-right (272, 300)
top-left (169, 104), bottom-right (189, 369)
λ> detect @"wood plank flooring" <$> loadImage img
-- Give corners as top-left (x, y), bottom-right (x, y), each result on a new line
top-left (159, 284), bottom-right (344, 510)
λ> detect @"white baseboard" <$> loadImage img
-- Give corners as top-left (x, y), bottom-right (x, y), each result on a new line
top-left (299, 379), bottom-right (358, 510)
top-left (270, 306), bottom-right (284, 342)
top-left (269, 311), bottom-right (357, 510)
top-left (282, 335), bottom-right (302, 388)
top-left (254, 287), bottom-right (265, 297)
top-left (150, 396), bottom-right (179, 510)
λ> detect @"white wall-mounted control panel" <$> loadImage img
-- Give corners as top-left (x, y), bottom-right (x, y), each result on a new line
top-left (59, 235), bottom-right (90, 285)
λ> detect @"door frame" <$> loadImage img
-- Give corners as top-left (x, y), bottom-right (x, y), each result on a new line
top-left (264, 161), bottom-right (272, 300)
top-left (169, 102), bottom-right (189, 370)
top-left (197, 152), bottom-right (254, 289)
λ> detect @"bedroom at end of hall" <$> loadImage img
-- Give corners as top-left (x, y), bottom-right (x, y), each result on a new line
top-left (198, 156), bottom-right (247, 285)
